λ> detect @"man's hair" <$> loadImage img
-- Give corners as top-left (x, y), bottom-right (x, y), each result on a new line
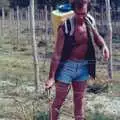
top-left (71, 0), bottom-right (91, 12)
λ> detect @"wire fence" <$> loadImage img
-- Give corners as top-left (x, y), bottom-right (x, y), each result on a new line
top-left (0, 5), bottom-right (120, 77)
top-left (0, 4), bottom-right (120, 120)
top-left (0, 5), bottom-right (120, 93)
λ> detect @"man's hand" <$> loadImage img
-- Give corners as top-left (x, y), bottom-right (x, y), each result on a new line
top-left (102, 45), bottom-right (110, 61)
top-left (45, 78), bottom-right (55, 90)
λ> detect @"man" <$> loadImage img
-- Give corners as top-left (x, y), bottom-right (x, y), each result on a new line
top-left (45, 0), bottom-right (110, 120)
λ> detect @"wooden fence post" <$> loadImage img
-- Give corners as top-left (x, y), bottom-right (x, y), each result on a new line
top-left (16, 6), bottom-right (20, 47)
top-left (105, 0), bottom-right (113, 79)
top-left (30, 0), bottom-right (40, 93)
top-left (1, 7), bottom-right (5, 38)
top-left (9, 9), bottom-right (12, 26)
top-left (44, 5), bottom-right (48, 65)
top-left (27, 6), bottom-right (31, 30)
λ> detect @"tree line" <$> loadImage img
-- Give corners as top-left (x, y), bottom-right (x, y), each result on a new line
top-left (0, 0), bottom-right (120, 18)
top-left (0, 0), bottom-right (120, 10)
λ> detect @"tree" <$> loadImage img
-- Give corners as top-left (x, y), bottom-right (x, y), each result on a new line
top-left (111, 0), bottom-right (120, 10)
top-left (9, 0), bottom-right (30, 8)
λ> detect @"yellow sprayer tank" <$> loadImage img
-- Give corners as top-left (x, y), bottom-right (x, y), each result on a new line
top-left (51, 9), bottom-right (74, 40)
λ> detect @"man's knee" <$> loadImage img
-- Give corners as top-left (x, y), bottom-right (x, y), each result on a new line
top-left (74, 91), bottom-right (85, 99)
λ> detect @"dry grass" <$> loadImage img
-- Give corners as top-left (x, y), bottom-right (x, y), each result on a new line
top-left (0, 19), bottom-right (120, 120)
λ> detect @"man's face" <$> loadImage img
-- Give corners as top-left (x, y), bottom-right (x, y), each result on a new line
top-left (74, 2), bottom-right (88, 22)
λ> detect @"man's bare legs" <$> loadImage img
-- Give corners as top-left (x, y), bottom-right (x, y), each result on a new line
top-left (49, 81), bottom-right (70, 120)
top-left (49, 80), bottom-right (87, 120)
top-left (72, 81), bottom-right (88, 120)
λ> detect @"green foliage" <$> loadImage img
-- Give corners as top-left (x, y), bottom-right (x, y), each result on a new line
top-left (86, 109), bottom-right (114, 120)
top-left (34, 111), bottom-right (49, 120)
top-left (87, 112), bottom-right (114, 120)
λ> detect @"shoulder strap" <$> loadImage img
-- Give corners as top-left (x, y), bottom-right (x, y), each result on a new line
top-left (86, 13), bottom-right (96, 29)
top-left (64, 16), bottom-right (75, 36)
top-left (65, 14), bottom-right (95, 36)
top-left (85, 14), bottom-right (96, 49)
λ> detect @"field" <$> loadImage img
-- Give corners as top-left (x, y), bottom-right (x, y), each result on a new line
top-left (0, 13), bottom-right (120, 120)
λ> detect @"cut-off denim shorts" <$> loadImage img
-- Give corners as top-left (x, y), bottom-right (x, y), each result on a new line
top-left (55, 60), bottom-right (89, 84)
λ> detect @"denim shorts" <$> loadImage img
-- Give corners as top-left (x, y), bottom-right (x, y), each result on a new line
top-left (55, 60), bottom-right (89, 84)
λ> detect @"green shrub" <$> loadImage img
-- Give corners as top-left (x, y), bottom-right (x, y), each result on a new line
top-left (34, 111), bottom-right (49, 120)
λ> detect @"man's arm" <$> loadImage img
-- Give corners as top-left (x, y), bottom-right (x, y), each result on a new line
top-left (45, 26), bottom-right (64, 89)
top-left (92, 28), bottom-right (110, 61)
top-left (49, 27), bottom-right (64, 79)
top-left (92, 28), bottom-right (106, 49)
top-left (48, 27), bottom-right (64, 79)
top-left (86, 14), bottom-right (106, 49)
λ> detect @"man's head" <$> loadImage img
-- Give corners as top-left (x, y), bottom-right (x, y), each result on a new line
top-left (71, 0), bottom-right (91, 12)
top-left (70, 0), bottom-right (91, 23)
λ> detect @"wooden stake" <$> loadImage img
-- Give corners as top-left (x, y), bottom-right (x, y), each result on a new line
top-left (30, 0), bottom-right (40, 93)
top-left (1, 7), bottom-right (5, 38)
top-left (105, 0), bottom-right (113, 79)
top-left (17, 6), bottom-right (20, 47)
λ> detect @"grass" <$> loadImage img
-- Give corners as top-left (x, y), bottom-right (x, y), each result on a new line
top-left (0, 31), bottom-right (51, 119)
top-left (0, 21), bottom-right (120, 120)
top-left (86, 111), bottom-right (114, 120)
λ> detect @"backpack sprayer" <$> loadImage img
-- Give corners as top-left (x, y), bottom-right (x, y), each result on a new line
top-left (51, 3), bottom-right (74, 39)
